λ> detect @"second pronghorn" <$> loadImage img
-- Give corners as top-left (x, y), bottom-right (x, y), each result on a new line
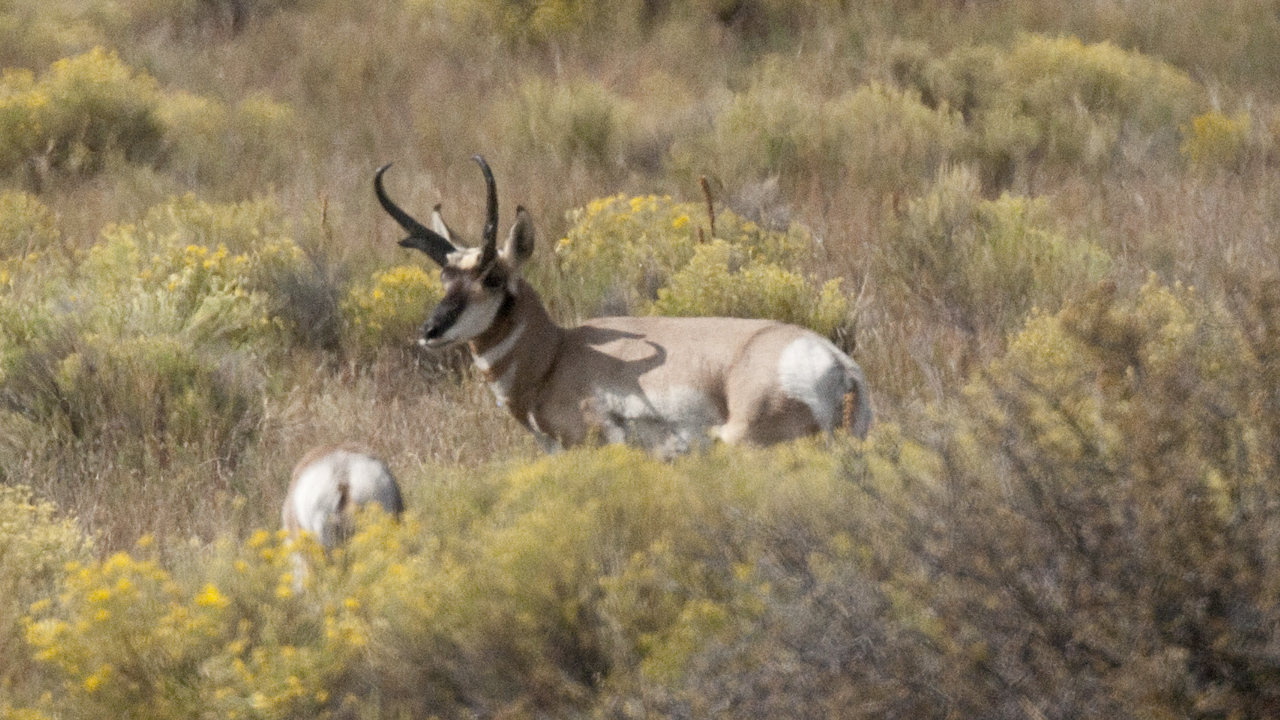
top-left (375, 157), bottom-right (872, 457)
top-left (282, 445), bottom-right (404, 550)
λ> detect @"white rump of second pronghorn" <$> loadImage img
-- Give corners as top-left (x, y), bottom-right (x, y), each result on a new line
top-left (282, 445), bottom-right (404, 549)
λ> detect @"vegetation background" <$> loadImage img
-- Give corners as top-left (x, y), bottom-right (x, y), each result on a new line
top-left (3, 0), bottom-right (1280, 717)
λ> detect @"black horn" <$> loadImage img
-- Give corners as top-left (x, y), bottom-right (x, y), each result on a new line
top-left (375, 163), bottom-right (456, 267)
top-left (473, 155), bottom-right (499, 269)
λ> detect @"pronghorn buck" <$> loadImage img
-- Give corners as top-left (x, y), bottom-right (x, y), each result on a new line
top-left (281, 445), bottom-right (404, 550)
top-left (375, 157), bottom-right (872, 457)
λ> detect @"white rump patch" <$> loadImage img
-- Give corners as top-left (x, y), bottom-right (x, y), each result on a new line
top-left (777, 335), bottom-right (846, 430)
top-left (290, 451), bottom-right (399, 548)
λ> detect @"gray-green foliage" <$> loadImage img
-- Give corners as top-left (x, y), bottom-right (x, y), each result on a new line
top-left (680, 61), bottom-right (963, 196)
top-left (911, 35), bottom-right (1204, 187)
top-left (878, 165), bottom-right (1110, 337)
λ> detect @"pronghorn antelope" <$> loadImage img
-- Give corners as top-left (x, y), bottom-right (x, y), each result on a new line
top-left (282, 445), bottom-right (404, 549)
top-left (375, 157), bottom-right (872, 457)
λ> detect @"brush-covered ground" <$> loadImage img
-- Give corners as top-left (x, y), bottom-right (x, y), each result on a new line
top-left (3, 0), bottom-right (1280, 717)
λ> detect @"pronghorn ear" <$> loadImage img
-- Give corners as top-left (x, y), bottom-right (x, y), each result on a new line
top-left (430, 205), bottom-right (454, 243)
top-left (500, 206), bottom-right (536, 267)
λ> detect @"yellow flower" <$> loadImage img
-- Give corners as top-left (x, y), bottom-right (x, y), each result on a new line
top-left (83, 664), bottom-right (111, 692)
top-left (195, 583), bottom-right (229, 609)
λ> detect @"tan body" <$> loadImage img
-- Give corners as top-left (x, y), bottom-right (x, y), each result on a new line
top-left (281, 445), bottom-right (403, 549)
top-left (469, 280), bottom-right (871, 456)
top-left (375, 158), bottom-right (872, 456)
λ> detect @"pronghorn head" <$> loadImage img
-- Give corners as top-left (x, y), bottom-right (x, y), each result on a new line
top-left (375, 156), bottom-right (535, 348)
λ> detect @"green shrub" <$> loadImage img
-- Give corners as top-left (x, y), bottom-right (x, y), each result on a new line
top-left (878, 165), bottom-right (1110, 338)
top-left (0, 48), bottom-right (164, 182)
top-left (554, 193), bottom-right (810, 317)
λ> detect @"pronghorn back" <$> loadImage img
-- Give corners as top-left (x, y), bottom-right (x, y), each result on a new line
top-left (375, 158), bottom-right (873, 456)
top-left (282, 444), bottom-right (403, 549)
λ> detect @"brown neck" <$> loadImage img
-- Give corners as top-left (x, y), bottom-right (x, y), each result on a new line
top-left (466, 280), bottom-right (564, 423)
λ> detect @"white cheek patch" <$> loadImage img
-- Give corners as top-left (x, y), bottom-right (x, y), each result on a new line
top-left (777, 335), bottom-right (845, 430)
top-left (440, 294), bottom-right (504, 343)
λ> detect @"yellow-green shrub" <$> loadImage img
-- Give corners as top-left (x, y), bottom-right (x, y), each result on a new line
top-left (348, 444), bottom-right (867, 717)
top-left (0, 192), bottom-right (68, 299)
top-left (913, 35), bottom-right (1205, 187)
top-left (430, 0), bottom-right (615, 46)
top-left (851, 278), bottom-right (1280, 718)
top-left (341, 264), bottom-right (443, 356)
top-left (0, 192), bottom-right (59, 259)
top-left (554, 193), bottom-right (810, 317)
top-left (647, 240), bottom-right (850, 337)
top-left (878, 165), bottom-right (1110, 338)
top-left (1180, 109), bottom-right (1253, 173)
top-left (680, 62), bottom-right (962, 195)
top-left (5, 445), bottom-right (874, 719)
top-left (0, 48), bottom-right (295, 187)
top-left (0, 48), bottom-right (164, 181)
top-left (24, 531), bottom-right (359, 720)
top-left (825, 82), bottom-right (965, 196)
top-left (158, 91), bottom-right (298, 187)
top-left (0, 486), bottom-right (92, 706)
top-left (0, 197), bottom-right (298, 482)
top-left (91, 194), bottom-right (334, 350)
